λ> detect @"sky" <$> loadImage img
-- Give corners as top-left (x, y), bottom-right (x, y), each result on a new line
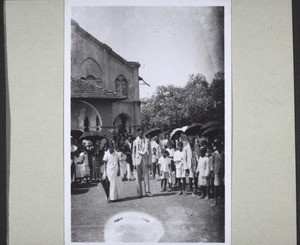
top-left (72, 6), bottom-right (224, 98)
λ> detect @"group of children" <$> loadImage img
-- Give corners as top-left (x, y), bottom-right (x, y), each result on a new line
top-left (71, 131), bottom-right (225, 205)
top-left (150, 135), bottom-right (224, 206)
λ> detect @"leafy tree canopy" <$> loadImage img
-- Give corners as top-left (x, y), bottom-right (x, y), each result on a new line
top-left (141, 71), bottom-right (224, 131)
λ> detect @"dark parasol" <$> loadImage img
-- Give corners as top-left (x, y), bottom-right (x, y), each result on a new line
top-left (185, 123), bottom-right (202, 136)
top-left (71, 130), bottom-right (84, 140)
top-left (79, 131), bottom-right (105, 142)
top-left (145, 127), bottom-right (161, 138)
top-left (202, 125), bottom-right (223, 136)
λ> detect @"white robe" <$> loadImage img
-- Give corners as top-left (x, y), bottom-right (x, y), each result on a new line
top-left (103, 151), bottom-right (123, 201)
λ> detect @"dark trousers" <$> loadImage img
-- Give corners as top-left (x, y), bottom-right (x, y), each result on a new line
top-left (88, 163), bottom-right (93, 179)
top-left (194, 176), bottom-right (198, 193)
top-left (161, 178), bottom-right (167, 190)
top-left (126, 153), bottom-right (133, 173)
top-left (177, 177), bottom-right (186, 191)
top-left (188, 178), bottom-right (193, 192)
top-left (152, 162), bottom-right (160, 179)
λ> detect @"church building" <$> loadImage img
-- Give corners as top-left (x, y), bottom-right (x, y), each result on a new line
top-left (70, 20), bottom-right (142, 138)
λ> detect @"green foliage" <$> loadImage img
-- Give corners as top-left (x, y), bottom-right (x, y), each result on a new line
top-left (141, 72), bottom-right (224, 131)
top-left (209, 71), bottom-right (225, 124)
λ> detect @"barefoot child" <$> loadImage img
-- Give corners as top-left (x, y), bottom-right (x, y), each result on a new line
top-left (173, 142), bottom-right (186, 195)
top-left (212, 141), bottom-right (224, 205)
top-left (166, 141), bottom-right (175, 189)
top-left (206, 147), bottom-right (214, 197)
top-left (196, 147), bottom-right (210, 199)
top-left (151, 147), bottom-right (159, 180)
top-left (158, 150), bottom-right (170, 192)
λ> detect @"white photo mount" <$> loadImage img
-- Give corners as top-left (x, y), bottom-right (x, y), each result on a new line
top-left (64, 0), bottom-right (231, 244)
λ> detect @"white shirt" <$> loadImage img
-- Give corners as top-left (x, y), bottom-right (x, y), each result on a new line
top-left (196, 156), bottom-right (210, 177)
top-left (133, 136), bottom-right (151, 166)
top-left (166, 148), bottom-right (175, 159)
top-left (183, 143), bottom-right (192, 170)
top-left (173, 150), bottom-right (184, 169)
top-left (103, 151), bottom-right (119, 171)
top-left (116, 151), bottom-right (126, 164)
top-left (151, 154), bottom-right (158, 163)
top-left (158, 156), bottom-right (170, 172)
top-left (151, 140), bottom-right (161, 158)
top-left (162, 139), bottom-right (169, 149)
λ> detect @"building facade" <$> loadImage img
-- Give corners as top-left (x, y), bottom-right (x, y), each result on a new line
top-left (71, 20), bottom-right (141, 138)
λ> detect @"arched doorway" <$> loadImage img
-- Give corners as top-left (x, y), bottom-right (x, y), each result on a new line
top-left (71, 100), bottom-right (103, 132)
top-left (113, 113), bottom-right (132, 134)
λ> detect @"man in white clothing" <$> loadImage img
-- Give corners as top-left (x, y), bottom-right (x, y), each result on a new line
top-left (132, 128), bottom-right (152, 197)
top-left (182, 134), bottom-right (193, 193)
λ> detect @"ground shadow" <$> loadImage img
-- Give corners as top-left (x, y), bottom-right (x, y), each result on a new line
top-left (71, 182), bottom-right (99, 195)
top-left (113, 196), bottom-right (141, 203)
top-left (152, 192), bottom-right (177, 197)
top-left (72, 182), bottom-right (98, 189)
top-left (71, 188), bottom-right (89, 195)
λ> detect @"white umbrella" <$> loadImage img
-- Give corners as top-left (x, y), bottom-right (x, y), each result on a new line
top-left (170, 126), bottom-right (188, 139)
top-left (181, 125), bottom-right (188, 132)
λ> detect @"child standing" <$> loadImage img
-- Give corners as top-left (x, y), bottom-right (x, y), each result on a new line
top-left (151, 147), bottom-right (159, 180)
top-left (206, 147), bottom-right (214, 197)
top-left (173, 142), bottom-right (186, 195)
top-left (212, 141), bottom-right (224, 206)
top-left (196, 147), bottom-right (210, 199)
top-left (189, 137), bottom-right (199, 197)
top-left (166, 141), bottom-right (175, 189)
top-left (158, 150), bottom-right (170, 192)
top-left (191, 148), bottom-right (199, 197)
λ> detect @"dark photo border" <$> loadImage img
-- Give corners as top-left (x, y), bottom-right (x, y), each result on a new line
top-left (293, 0), bottom-right (300, 243)
top-left (0, 1), bottom-right (7, 244)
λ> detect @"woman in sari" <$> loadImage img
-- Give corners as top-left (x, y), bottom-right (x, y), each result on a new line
top-left (103, 144), bottom-right (122, 202)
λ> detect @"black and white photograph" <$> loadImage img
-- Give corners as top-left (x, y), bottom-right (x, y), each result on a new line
top-left (65, 0), bottom-right (231, 243)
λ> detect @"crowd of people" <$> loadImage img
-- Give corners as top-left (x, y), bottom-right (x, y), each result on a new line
top-left (70, 127), bottom-right (224, 206)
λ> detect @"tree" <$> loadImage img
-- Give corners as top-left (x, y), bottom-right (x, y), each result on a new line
top-left (141, 72), bottom-right (224, 131)
top-left (182, 74), bottom-right (214, 124)
top-left (209, 71), bottom-right (224, 124)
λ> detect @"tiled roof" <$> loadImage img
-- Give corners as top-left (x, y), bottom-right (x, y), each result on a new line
top-left (71, 78), bottom-right (127, 100)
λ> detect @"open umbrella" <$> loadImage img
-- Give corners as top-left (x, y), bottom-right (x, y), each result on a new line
top-left (185, 123), bottom-right (202, 136)
top-left (202, 125), bottom-right (223, 136)
top-left (170, 126), bottom-right (188, 140)
top-left (79, 131), bottom-right (104, 142)
top-left (181, 125), bottom-right (188, 132)
top-left (71, 130), bottom-right (84, 140)
top-left (145, 127), bottom-right (161, 138)
top-left (201, 121), bottom-right (221, 131)
top-left (170, 128), bottom-right (181, 139)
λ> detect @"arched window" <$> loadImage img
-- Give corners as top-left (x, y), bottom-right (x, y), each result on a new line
top-left (115, 75), bottom-right (128, 96)
top-left (79, 57), bottom-right (103, 86)
top-left (84, 116), bottom-right (89, 132)
top-left (96, 115), bottom-right (100, 131)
